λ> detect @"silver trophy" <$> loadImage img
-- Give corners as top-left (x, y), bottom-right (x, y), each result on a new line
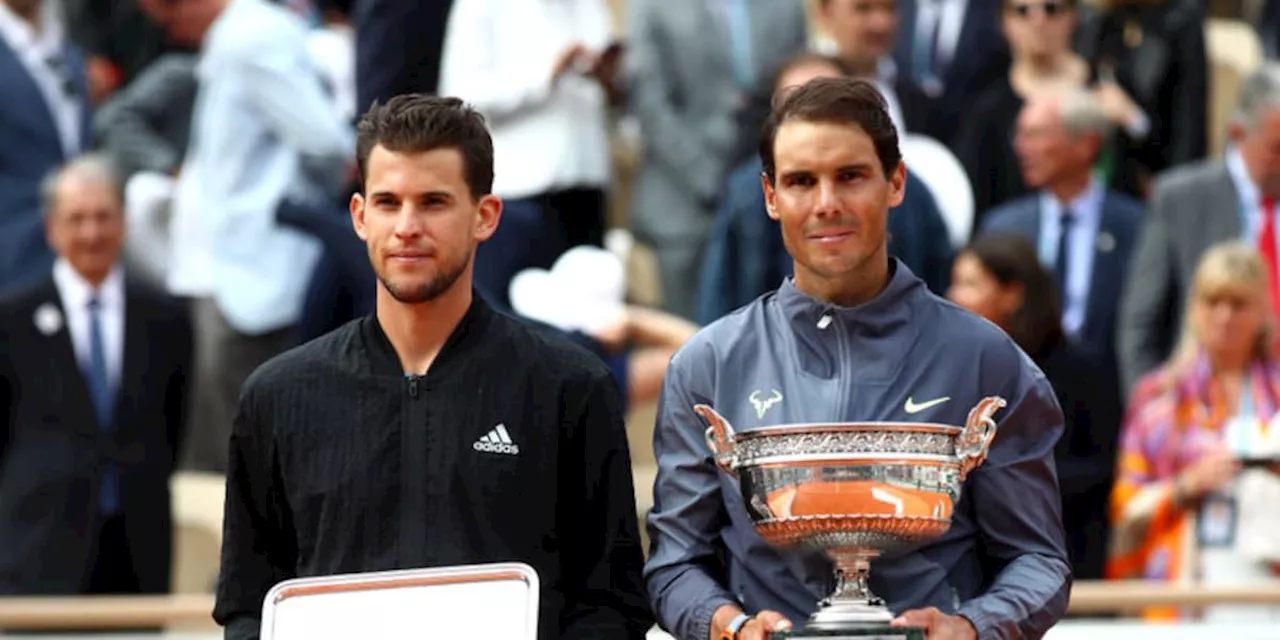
top-left (696, 396), bottom-right (1006, 638)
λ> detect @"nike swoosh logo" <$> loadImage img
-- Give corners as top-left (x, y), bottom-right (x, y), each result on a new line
top-left (904, 396), bottom-right (950, 414)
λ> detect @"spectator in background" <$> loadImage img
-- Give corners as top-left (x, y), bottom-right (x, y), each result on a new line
top-left (63, 0), bottom-right (187, 103)
top-left (92, 53), bottom-right (197, 182)
top-left (816, 0), bottom-right (929, 135)
top-left (697, 55), bottom-right (953, 324)
top-left (1110, 241), bottom-right (1280, 622)
top-left (0, 0), bottom-right (91, 295)
top-left (438, 0), bottom-right (619, 310)
top-left (955, 0), bottom-right (1092, 224)
top-left (948, 233), bottom-right (1115, 582)
top-left (0, 155), bottom-right (192, 603)
top-left (979, 90), bottom-right (1138, 528)
top-left (353, 0), bottom-right (453, 111)
top-left (1262, 0), bottom-right (1280, 61)
top-left (1119, 65), bottom-right (1280, 395)
top-left (624, 0), bottom-right (808, 320)
top-left (891, 0), bottom-right (1009, 146)
top-left (91, 49), bottom-right (197, 292)
top-left (1075, 0), bottom-right (1208, 197)
top-left (162, 0), bottom-right (353, 473)
top-left (306, 0), bottom-right (355, 123)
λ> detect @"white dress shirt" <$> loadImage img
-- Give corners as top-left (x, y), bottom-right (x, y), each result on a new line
top-left (0, 0), bottom-right (82, 159)
top-left (305, 23), bottom-right (356, 122)
top-left (1226, 146), bottom-right (1280, 256)
top-left (53, 259), bottom-right (125, 390)
top-left (438, 0), bottom-right (614, 199)
top-left (1038, 177), bottom-right (1105, 336)
top-left (168, 0), bottom-right (353, 335)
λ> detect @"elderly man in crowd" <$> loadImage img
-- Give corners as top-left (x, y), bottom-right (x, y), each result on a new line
top-left (0, 154), bottom-right (192, 608)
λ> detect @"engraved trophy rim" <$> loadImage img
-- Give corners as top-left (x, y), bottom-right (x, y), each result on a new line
top-left (730, 421), bottom-right (964, 441)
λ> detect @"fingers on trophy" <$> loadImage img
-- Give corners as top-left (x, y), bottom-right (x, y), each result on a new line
top-left (695, 397), bottom-right (1007, 639)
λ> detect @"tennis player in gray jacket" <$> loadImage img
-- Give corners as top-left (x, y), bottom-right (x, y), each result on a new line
top-left (644, 77), bottom-right (1071, 640)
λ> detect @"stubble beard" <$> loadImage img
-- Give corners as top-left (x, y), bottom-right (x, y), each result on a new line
top-left (378, 245), bottom-right (473, 304)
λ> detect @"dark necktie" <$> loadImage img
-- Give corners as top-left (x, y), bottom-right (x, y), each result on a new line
top-left (912, 0), bottom-right (946, 91)
top-left (1055, 210), bottom-right (1075, 308)
top-left (86, 297), bottom-right (118, 515)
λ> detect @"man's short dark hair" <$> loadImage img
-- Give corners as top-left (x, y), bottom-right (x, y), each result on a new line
top-left (356, 94), bottom-right (494, 199)
top-left (759, 76), bottom-right (901, 182)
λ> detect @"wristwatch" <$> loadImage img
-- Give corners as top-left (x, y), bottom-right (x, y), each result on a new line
top-left (721, 612), bottom-right (753, 640)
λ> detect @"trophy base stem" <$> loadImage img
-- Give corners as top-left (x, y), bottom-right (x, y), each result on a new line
top-left (774, 551), bottom-right (923, 638)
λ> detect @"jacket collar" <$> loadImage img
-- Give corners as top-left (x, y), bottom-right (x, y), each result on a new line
top-left (776, 257), bottom-right (923, 335)
top-left (361, 290), bottom-right (493, 378)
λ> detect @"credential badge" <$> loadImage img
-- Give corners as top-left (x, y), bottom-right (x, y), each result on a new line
top-left (1096, 231), bottom-right (1116, 253)
top-left (33, 303), bottom-right (62, 336)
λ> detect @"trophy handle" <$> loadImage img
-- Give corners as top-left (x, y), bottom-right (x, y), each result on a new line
top-left (694, 404), bottom-right (738, 476)
top-left (957, 396), bottom-right (1007, 481)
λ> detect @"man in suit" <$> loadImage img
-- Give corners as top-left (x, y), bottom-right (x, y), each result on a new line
top-left (624, 0), bottom-right (809, 319)
top-left (816, 0), bottom-right (930, 134)
top-left (0, 154), bottom-right (193, 600)
top-left (891, 0), bottom-right (1008, 145)
top-left (1118, 65), bottom-right (1280, 394)
top-left (981, 87), bottom-right (1140, 581)
top-left (0, 0), bottom-right (92, 295)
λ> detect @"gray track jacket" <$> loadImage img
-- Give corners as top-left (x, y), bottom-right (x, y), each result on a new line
top-left (644, 260), bottom-right (1072, 640)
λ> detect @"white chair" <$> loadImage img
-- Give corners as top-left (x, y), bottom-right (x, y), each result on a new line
top-left (261, 563), bottom-right (540, 640)
top-left (900, 133), bottom-right (974, 250)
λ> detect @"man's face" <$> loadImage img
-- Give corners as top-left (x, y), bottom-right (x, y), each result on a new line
top-left (763, 119), bottom-right (904, 285)
top-left (822, 0), bottom-right (898, 69)
top-left (350, 145), bottom-right (500, 305)
top-left (1001, 0), bottom-right (1076, 60)
top-left (1013, 98), bottom-right (1089, 188)
top-left (1235, 109), bottom-right (1280, 197)
top-left (45, 176), bottom-right (125, 283)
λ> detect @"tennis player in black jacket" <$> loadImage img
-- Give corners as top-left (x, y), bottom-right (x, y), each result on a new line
top-left (213, 94), bottom-right (653, 639)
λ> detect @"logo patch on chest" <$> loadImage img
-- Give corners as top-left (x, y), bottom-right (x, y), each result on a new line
top-left (749, 389), bottom-right (783, 419)
top-left (473, 424), bottom-right (520, 456)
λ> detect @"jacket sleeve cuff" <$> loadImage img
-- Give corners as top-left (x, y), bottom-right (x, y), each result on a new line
top-left (954, 606), bottom-right (989, 640)
top-left (692, 595), bottom-right (739, 640)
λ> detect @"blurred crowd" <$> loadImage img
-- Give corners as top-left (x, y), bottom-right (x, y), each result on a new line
top-left (2, 0), bottom-right (1280, 626)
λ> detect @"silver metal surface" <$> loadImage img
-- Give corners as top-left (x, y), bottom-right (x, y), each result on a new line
top-left (696, 397), bottom-right (1008, 632)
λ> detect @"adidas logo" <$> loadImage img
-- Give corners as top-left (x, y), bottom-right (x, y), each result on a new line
top-left (473, 424), bottom-right (519, 456)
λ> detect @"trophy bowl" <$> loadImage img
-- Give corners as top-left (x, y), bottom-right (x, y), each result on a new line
top-left (696, 396), bottom-right (1006, 638)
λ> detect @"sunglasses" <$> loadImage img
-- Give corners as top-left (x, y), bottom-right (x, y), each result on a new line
top-left (1007, 0), bottom-right (1072, 18)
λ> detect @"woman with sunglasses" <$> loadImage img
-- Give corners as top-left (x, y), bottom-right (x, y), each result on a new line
top-left (955, 0), bottom-right (1163, 229)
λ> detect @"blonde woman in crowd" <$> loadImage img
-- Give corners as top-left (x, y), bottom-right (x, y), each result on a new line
top-left (1109, 241), bottom-right (1280, 621)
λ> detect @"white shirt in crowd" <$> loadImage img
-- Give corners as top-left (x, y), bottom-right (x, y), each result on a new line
top-left (438, 0), bottom-right (614, 200)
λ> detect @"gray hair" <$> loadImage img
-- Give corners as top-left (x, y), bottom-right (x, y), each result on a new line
top-left (1235, 65), bottom-right (1280, 131)
top-left (40, 153), bottom-right (123, 218)
top-left (1052, 87), bottom-right (1113, 139)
